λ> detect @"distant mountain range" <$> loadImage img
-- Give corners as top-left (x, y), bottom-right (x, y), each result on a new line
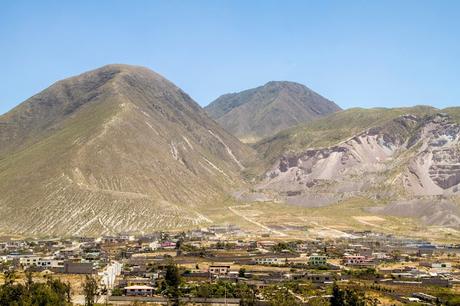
top-left (1, 64), bottom-right (460, 236)
top-left (205, 81), bottom-right (341, 142)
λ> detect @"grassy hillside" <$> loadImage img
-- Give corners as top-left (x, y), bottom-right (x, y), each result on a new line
top-left (254, 105), bottom-right (437, 166)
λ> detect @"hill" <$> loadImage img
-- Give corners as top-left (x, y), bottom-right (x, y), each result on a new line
top-left (205, 81), bottom-right (341, 142)
top-left (0, 64), bottom-right (255, 236)
top-left (239, 106), bottom-right (460, 228)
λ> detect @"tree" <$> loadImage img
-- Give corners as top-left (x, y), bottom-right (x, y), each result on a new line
top-left (175, 238), bottom-right (183, 250)
top-left (111, 287), bottom-right (123, 296)
top-left (196, 283), bottom-right (211, 300)
top-left (331, 283), bottom-right (344, 306)
top-left (0, 271), bottom-right (70, 306)
top-left (3, 270), bottom-right (16, 286)
top-left (238, 267), bottom-right (246, 278)
top-left (344, 287), bottom-right (366, 306)
top-left (83, 275), bottom-right (99, 306)
top-left (268, 287), bottom-right (299, 306)
top-left (165, 262), bottom-right (181, 306)
top-left (330, 283), bottom-right (377, 306)
top-left (237, 283), bottom-right (256, 306)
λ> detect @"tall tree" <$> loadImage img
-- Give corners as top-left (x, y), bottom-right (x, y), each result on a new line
top-left (330, 283), bottom-right (344, 306)
top-left (165, 262), bottom-right (181, 306)
top-left (83, 275), bottom-right (99, 306)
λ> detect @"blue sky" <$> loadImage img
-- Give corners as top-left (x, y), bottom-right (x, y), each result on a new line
top-left (1, 0), bottom-right (459, 115)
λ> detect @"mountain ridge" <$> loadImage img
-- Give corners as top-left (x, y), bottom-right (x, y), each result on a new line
top-left (237, 108), bottom-right (460, 228)
top-left (205, 81), bottom-right (341, 142)
top-left (2, 64), bottom-right (460, 236)
top-left (0, 64), bottom-right (256, 236)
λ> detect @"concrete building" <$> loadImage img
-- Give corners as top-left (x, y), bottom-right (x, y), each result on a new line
top-left (63, 261), bottom-right (93, 274)
top-left (209, 265), bottom-right (230, 275)
top-left (124, 285), bottom-right (154, 296)
top-left (308, 255), bottom-right (327, 267)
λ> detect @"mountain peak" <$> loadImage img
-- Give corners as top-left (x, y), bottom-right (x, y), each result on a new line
top-left (62, 64), bottom-right (170, 88)
top-left (264, 80), bottom-right (304, 87)
top-left (205, 81), bottom-right (341, 142)
top-left (0, 64), bottom-right (254, 236)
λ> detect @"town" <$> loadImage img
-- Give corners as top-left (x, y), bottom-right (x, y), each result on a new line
top-left (1, 225), bottom-right (459, 305)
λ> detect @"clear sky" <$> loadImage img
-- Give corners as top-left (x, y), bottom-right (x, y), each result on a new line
top-left (1, 0), bottom-right (459, 115)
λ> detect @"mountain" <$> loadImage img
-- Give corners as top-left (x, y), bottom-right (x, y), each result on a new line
top-left (205, 81), bottom-right (341, 142)
top-left (240, 106), bottom-right (460, 228)
top-left (0, 64), bottom-right (255, 236)
top-left (2, 64), bottom-right (460, 237)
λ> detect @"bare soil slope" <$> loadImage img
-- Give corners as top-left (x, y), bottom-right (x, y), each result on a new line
top-left (205, 81), bottom-right (341, 142)
top-left (0, 65), bottom-right (255, 236)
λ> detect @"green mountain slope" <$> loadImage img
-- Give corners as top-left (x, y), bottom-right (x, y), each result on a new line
top-left (254, 106), bottom-right (437, 165)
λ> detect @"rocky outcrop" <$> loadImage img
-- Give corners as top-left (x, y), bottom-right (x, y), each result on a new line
top-left (250, 113), bottom-right (460, 208)
top-left (403, 114), bottom-right (460, 194)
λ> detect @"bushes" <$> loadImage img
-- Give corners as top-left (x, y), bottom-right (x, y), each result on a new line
top-left (330, 283), bottom-right (379, 306)
top-left (0, 271), bottom-right (71, 306)
top-left (111, 287), bottom-right (123, 296)
top-left (190, 280), bottom-right (255, 302)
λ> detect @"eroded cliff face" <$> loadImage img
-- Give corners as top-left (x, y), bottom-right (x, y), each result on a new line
top-left (403, 114), bottom-right (460, 195)
top-left (249, 113), bottom-right (460, 213)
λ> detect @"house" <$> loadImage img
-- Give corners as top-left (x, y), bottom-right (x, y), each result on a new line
top-left (257, 241), bottom-right (276, 249)
top-left (208, 225), bottom-right (229, 234)
top-left (430, 262), bottom-right (452, 273)
top-left (149, 241), bottom-right (160, 250)
top-left (308, 255), bottom-right (327, 267)
top-left (124, 285), bottom-right (154, 296)
top-left (421, 277), bottom-right (452, 288)
top-left (126, 277), bottom-right (152, 287)
top-left (344, 255), bottom-right (374, 266)
top-left (63, 261), bottom-right (93, 274)
top-left (37, 258), bottom-right (64, 269)
top-left (160, 241), bottom-right (176, 249)
top-left (304, 273), bottom-right (334, 284)
top-left (372, 252), bottom-right (389, 260)
top-left (416, 244), bottom-right (436, 256)
top-left (391, 272), bottom-right (417, 280)
top-left (253, 253), bottom-right (297, 265)
top-left (412, 292), bottom-right (437, 303)
top-left (253, 257), bottom-right (283, 265)
top-left (55, 248), bottom-right (80, 259)
top-left (209, 265), bottom-right (230, 275)
top-left (19, 256), bottom-right (41, 267)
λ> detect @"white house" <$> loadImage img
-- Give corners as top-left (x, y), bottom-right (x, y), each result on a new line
top-left (124, 285), bottom-right (154, 296)
top-left (19, 256), bottom-right (41, 267)
top-left (209, 265), bottom-right (231, 275)
top-left (430, 262), bottom-right (452, 273)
